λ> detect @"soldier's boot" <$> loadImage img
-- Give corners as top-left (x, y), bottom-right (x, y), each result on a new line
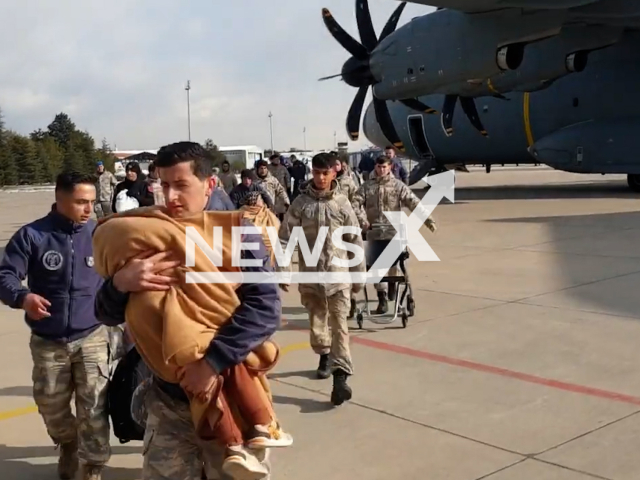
top-left (316, 354), bottom-right (331, 379)
top-left (375, 291), bottom-right (388, 314)
top-left (331, 369), bottom-right (352, 406)
top-left (348, 299), bottom-right (357, 319)
top-left (57, 440), bottom-right (78, 480)
top-left (81, 464), bottom-right (103, 480)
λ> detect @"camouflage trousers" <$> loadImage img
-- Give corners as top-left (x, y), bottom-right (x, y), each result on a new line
top-left (142, 383), bottom-right (271, 480)
top-left (301, 288), bottom-right (353, 375)
top-left (29, 325), bottom-right (111, 466)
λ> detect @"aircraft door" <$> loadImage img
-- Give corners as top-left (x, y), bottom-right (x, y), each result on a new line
top-left (407, 114), bottom-right (433, 159)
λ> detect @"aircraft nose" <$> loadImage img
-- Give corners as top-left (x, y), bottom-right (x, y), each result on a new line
top-left (362, 100), bottom-right (390, 148)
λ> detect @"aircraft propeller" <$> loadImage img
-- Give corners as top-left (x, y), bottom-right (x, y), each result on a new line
top-left (440, 95), bottom-right (489, 138)
top-left (319, 1), bottom-right (436, 152)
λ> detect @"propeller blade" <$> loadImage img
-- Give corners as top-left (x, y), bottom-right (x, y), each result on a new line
top-left (318, 73), bottom-right (343, 81)
top-left (322, 8), bottom-right (369, 61)
top-left (346, 86), bottom-right (369, 141)
top-left (356, 0), bottom-right (378, 52)
top-left (441, 95), bottom-right (458, 137)
top-left (373, 97), bottom-right (405, 152)
top-left (379, 2), bottom-right (407, 42)
top-left (459, 97), bottom-right (488, 137)
top-left (400, 98), bottom-right (438, 115)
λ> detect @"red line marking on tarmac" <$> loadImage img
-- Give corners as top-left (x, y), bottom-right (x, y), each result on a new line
top-left (282, 322), bottom-right (640, 407)
top-left (351, 336), bottom-right (640, 407)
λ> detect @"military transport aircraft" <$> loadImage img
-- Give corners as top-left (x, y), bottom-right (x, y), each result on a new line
top-left (320, 0), bottom-right (640, 191)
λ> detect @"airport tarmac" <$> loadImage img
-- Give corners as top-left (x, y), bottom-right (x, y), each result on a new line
top-left (1, 166), bottom-right (640, 479)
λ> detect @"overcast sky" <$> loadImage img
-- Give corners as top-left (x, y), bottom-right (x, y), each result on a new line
top-left (0, 0), bottom-right (434, 152)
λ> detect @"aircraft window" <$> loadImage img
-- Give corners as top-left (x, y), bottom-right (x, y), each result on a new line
top-left (407, 68), bottom-right (414, 74)
top-left (573, 97), bottom-right (579, 107)
top-left (483, 105), bottom-right (489, 112)
top-left (419, 66), bottom-right (425, 73)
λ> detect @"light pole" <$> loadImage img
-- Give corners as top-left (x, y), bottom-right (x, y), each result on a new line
top-left (268, 111), bottom-right (274, 152)
top-left (334, 131), bottom-right (337, 149)
top-left (303, 127), bottom-right (307, 151)
top-left (185, 80), bottom-right (191, 141)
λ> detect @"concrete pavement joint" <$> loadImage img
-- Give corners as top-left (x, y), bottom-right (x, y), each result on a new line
top-left (270, 376), bottom-right (527, 459)
top-left (532, 408), bottom-right (640, 459)
top-left (531, 458), bottom-right (614, 480)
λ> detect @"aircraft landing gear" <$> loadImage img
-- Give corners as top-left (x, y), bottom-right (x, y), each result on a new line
top-left (627, 174), bottom-right (640, 192)
top-left (486, 163), bottom-right (491, 173)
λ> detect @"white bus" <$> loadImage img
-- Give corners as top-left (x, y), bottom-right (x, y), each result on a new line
top-left (218, 145), bottom-right (265, 170)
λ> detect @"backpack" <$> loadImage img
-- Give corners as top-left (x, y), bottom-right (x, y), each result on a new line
top-left (107, 346), bottom-right (150, 443)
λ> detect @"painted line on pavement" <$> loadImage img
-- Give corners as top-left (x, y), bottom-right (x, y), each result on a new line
top-left (283, 322), bottom-right (640, 408)
top-left (351, 336), bottom-right (640, 407)
top-left (0, 341), bottom-right (311, 422)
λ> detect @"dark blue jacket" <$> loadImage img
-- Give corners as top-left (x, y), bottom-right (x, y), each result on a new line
top-left (0, 208), bottom-right (104, 342)
top-left (208, 189), bottom-right (235, 211)
top-left (94, 204), bottom-right (281, 401)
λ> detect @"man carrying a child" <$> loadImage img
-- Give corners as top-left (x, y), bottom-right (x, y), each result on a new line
top-left (94, 141), bottom-right (283, 480)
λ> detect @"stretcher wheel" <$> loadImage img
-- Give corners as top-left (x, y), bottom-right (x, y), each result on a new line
top-left (356, 313), bottom-right (364, 329)
top-left (401, 312), bottom-right (408, 328)
top-left (407, 296), bottom-right (415, 317)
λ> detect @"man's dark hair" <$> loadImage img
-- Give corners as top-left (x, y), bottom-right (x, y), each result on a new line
top-left (155, 141), bottom-right (214, 180)
top-left (384, 145), bottom-right (395, 151)
top-left (55, 171), bottom-right (97, 193)
top-left (376, 155), bottom-right (392, 165)
top-left (241, 169), bottom-right (255, 180)
top-left (312, 152), bottom-right (335, 170)
top-left (256, 159), bottom-right (269, 169)
top-left (148, 162), bottom-right (156, 174)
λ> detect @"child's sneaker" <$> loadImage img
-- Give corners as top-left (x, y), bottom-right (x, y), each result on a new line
top-left (222, 445), bottom-right (268, 480)
top-left (245, 422), bottom-right (293, 449)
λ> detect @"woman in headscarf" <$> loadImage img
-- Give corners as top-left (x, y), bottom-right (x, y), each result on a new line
top-left (111, 162), bottom-right (155, 213)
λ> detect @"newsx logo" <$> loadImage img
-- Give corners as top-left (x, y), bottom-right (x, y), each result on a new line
top-left (185, 170), bottom-right (455, 284)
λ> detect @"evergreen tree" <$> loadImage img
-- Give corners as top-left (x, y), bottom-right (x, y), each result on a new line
top-left (0, 108), bottom-right (18, 186)
top-left (203, 138), bottom-right (227, 168)
top-left (47, 112), bottom-right (76, 151)
top-left (6, 132), bottom-right (42, 184)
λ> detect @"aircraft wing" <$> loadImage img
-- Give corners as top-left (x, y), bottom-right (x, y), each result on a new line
top-left (401, 0), bottom-right (640, 28)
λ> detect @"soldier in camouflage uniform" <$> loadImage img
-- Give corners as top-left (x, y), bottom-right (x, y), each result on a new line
top-left (352, 154), bottom-right (437, 314)
top-left (279, 153), bottom-right (365, 406)
top-left (0, 172), bottom-right (112, 480)
top-left (267, 154), bottom-right (291, 198)
top-left (95, 161), bottom-right (117, 218)
top-left (255, 159), bottom-right (290, 219)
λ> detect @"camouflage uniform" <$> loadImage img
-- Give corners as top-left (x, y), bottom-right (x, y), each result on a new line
top-left (279, 181), bottom-right (365, 379)
top-left (352, 173), bottom-right (436, 294)
top-left (267, 164), bottom-right (291, 195)
top-left (336, 170), bottom-right (358, 204)
top-left (95, 171), bottom-right (117, 217)
top-left (30, 325), bottom-right (112, 468)
top-left (256, 173), bottom-right (290, 216)
top-left (142, 382), bottom-right (271, 480)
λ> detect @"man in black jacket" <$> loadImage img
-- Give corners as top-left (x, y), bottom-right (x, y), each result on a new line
top-left (229, 169), bottom-right (274, 210)
top-left (94, 142), bottom-right (280, 480)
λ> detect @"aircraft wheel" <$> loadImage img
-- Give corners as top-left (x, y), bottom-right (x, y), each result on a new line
top-left (401, 312), bottom-right (409, 328)
top-left (628, 174), bottom-right (640, 192)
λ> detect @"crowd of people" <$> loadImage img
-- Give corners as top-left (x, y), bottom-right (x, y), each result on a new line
top-left (0, 141), bottom-right (437, 480)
